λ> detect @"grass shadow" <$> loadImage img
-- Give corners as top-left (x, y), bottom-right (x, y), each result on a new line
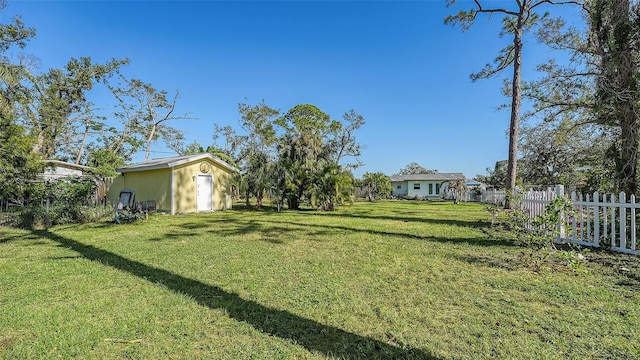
top-left (0, 232), bottom-right (43, 245)
top-left (258, 219), bottom-right (517, 248)
top-left (33, 229), bottom-right (439, 360)
top-left (312, 211), bottom-right (489, 229)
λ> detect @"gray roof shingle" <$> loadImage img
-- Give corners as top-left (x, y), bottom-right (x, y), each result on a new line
top-left (390, 173), bottom-right (465, 182)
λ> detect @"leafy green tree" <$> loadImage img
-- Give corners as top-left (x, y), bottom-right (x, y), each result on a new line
top-left (311, 163), bottom-right (354, 210)
top-left (398, 162), bottom-right (435, 175)
top-left (518, 119), bottom-right (609, 187)
top-left (0, 1), bottom-right (39, 201)
top-left (85, 148), bottom-right (124, 177)
top-left (592, 0), bottom-right (640, 195)
top-left (475, 160), bottom-right (508, 188)
top-left (445, 0), bottom-right (574, 207)
top-left (361, 171), bottom-right (392, 201)
top-left (275, 104), bottom-right (341, 210)
top-left (521, 0), bottom-right (640, 194)
top-left (234, 101), bottom-right (279, 207)
top-left (0, 0), bottom-right (36, 113)
top-left (19, 57), bottom-right (128, 161)
top-left (221, 101), bottom-right (364, 210)
top-left (0, 114), bottom-right (40, 201)
top-left (182, 140), bottom-right (205, 155)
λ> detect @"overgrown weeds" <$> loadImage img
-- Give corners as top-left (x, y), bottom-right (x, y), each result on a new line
top-left (484, 195), bottom-right (591, 273)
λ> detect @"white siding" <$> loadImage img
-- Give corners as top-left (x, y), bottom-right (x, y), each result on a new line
top-left (407, 181), bottom-right (443, 198)
top-left (392, 181), bottom-right (407, 197)
top-left (43, 165), bottom-right (83, 180)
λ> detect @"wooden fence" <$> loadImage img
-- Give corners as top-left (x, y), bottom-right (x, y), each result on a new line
top-left (522, 185), bottom-right (639, 255)
top-left (0, 199), bottom-right (20, 227)
top-left (0, 195), bottom-right (111, 228)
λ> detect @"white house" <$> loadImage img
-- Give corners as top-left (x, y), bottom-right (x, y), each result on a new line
top-left (390, 173), bottom-right (465, 199)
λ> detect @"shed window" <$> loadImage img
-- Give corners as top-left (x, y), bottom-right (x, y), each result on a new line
top-left (429, 183), bottom-right (433, 194)
top-left (435, 183), bottom-right (440, 194)
top-left (397, 185), bottom-right (401, 189)
top-left (413, 183), bottom-right (420, 190)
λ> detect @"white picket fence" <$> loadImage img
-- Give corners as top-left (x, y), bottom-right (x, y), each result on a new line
top-left (521, 185), bottom-right (639, 255)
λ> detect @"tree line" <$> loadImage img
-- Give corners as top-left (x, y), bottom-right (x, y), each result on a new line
top-left (448, 0), bottom-right (640, 204)
top-left (191, 101), bottom-right (369, 210)
top-left (6, 0), bottom-right (635, 211)
top-left (0, 2), bottom-right (196, 203)
top-left (0, 0), bottom-right (379, 210)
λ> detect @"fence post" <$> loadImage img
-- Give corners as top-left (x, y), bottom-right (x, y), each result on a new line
top-left (594, 192), bottom-right (600, 247)
top-left (554, 185), bottom-right (565, 244)
top-left (620, 192), bottom-right (627, 251)
top-left (46, 198), bottom-right (50, 225)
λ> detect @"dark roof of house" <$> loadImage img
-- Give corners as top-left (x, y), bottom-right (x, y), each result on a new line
top-left (116, 153), bottom-right (239, 173)
top-left (390, 173), bottom-right (466, 182)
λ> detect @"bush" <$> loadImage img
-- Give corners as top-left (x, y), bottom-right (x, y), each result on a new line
top-left (19, 177), bottom-right (105, 228)
top-left (485, 194), bottom-right (589, 273)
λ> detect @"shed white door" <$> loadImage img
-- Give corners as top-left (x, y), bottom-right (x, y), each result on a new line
top-left (197, 175), bottom-right (213, 211)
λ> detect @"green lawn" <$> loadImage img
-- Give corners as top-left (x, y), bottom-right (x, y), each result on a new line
top-left (1, 201), bottom-right (638, 359)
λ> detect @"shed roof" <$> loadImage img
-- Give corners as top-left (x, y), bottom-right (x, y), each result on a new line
top-left (44, 160), bottom-right (93, 171)
top-left (390, 173), bottom-right (466, 182)
top-left (116, 153), bottom-right (239, 173)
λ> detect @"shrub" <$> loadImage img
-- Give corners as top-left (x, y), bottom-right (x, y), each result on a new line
top-left (19, 177), bottom-right (102, 228)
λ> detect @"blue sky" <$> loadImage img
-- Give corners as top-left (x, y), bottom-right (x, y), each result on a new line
top-left (4, 1), bottom-right (584, 179)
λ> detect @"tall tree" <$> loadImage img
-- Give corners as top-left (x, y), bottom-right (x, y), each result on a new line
top-left (522, 0), bottom-right (640, 194)
top-left (0, 0), bottom-right (39, 201)
top-left (235, 100), bottom-right (279, 207)
top-left (592, 0), bottom-right (640, 195)
top-left (275, 104), bottom-right (341, 210)
top-left (327, 109), bottom-right (365, 168)
top-left (0, 0), bottom-right (35, 113)
top-left (445, 0), bottom-right (575, 207)
top-left (19, 57), bottom-right (128, 161)
top-left (107, 77), bottom-right (192, 162)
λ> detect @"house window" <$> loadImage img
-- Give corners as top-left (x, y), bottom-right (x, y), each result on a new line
top-left (413, 183), bottom-right (420, 190)
top-left (397, 185), bottom-right (401, 189)
top-left (429, 183), bottom-right (433, 194)
top-left (435, 183), bottom-right (440, 194)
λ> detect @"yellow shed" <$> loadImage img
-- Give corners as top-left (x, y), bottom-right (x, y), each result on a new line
top-left (107, 153), bottom-right (238, 214)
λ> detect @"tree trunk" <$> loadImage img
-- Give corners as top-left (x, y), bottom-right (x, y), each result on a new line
top-left (144, 123), bottom-right (157, 162)
top-left (504, 12), bottom-right (525, 209)
top-left (256, 190), bottom-right (263, 208)
top-left (612, 0), bottom-right (638, 195)
top-left (75, 124), bottom-right (89, 165)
